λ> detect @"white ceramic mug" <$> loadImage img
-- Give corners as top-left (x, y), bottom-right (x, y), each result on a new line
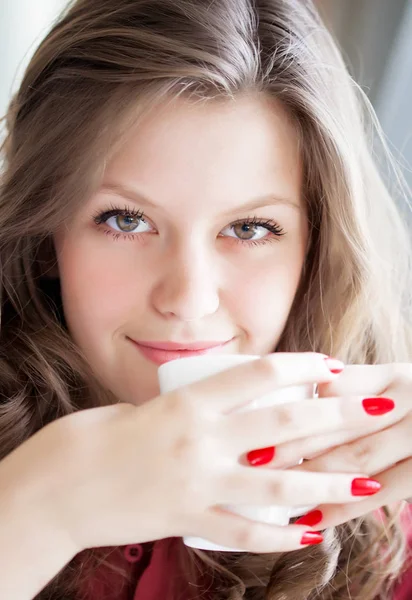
top-left (158, 354), bottom-right (315, 551)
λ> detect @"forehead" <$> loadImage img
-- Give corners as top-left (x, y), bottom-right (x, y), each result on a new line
top-left (101, 94), bottom-right (303, 216)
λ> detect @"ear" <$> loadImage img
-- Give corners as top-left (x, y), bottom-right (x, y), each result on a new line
top-left (36, 236), bottom-right (60, 279)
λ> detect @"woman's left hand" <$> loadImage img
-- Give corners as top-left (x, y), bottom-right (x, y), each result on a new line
top-left (280, 364), bottom-right (412, 527)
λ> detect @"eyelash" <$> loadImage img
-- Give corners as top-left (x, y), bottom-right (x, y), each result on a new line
top-left (92, 203), bottom-right (286, 247)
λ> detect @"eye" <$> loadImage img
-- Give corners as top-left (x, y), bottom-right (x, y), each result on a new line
top-left (221, 217), bottom-right (285, 244)
top-left (94, 207), bottom-right (152, 234)
top-left (107, 213), bottom-right (152, 233)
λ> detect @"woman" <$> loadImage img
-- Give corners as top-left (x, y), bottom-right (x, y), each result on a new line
top-left (0, 0), bottom-right (411, 598)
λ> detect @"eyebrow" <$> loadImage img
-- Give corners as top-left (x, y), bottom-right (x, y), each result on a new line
top-left (99, 182), bottom-right (302, 215)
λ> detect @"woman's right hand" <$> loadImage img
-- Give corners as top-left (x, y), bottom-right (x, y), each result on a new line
top-left (4, 352), bottom-right (393, 554)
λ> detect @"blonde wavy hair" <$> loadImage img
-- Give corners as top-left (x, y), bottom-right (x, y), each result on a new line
top-left (1, 0), bottom-right (411, 598)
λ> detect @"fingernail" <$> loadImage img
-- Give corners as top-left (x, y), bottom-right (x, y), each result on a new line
top-left (362, 397), bottom-right (395, 416)
top-left (351, 477), bottom-right (381, 496)
top-left (246, 446), bottom-right (275, 466)
top-left (300, 532), bottom-right (324, 545)
top-left (294, 510), bottom-right (323, 527)
top-left (324, 356), bottom-right (344, 374)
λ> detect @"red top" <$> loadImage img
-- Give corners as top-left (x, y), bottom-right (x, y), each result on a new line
top-left (77, 504), bottom-right (412, 600)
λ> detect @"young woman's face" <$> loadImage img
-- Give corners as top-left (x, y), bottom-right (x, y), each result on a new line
top-left (54, 95), bottom-right (308, 406)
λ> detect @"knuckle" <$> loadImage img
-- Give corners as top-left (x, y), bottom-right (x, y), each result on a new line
top-left (171, 387), bottom-right (195, 414)
top-left (345, 440), bottom-right (373, 471)
top-left (171, 428), bottom-right (214, 469)
top-left (170, 431), bottom-right (197, 461)
top-left (273, 404), bottom-right (294, 429)
top-left (164, 387), bottom-right (203, 422)
top-left (231, 523), bottom-right (258, 550)
top-left (266, 475), bottom-right (283, 501)
top-left (164, 396), bottom-right (215, 479)
top-left (253, 356), bottom-right (284, 385)
top-left (161, 390), bottom-right (187, 418)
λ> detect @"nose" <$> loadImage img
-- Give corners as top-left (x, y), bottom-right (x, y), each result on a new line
top-left (151, 242), bottom-right (220, 322)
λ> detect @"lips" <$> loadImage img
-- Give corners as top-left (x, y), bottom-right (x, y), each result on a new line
top-left (129, 338), bottom-right (233, 365)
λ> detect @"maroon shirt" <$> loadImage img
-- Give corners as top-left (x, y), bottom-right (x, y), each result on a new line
top-left (78, 504), bottom-right (412, 600)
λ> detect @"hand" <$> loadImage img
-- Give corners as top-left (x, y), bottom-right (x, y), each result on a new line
top-left (3, 353), bottom-right (388, 554)
top-left (287, 363), bottom-right (412, 528)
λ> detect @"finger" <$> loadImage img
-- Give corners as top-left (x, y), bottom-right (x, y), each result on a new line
top-left (293, 414), bottom-right (412, 477)
top-left (183, 352), bottom-right (341, 415)
top-left (216, 467), bottom-right (379, 507)
top-left (304, 457), bottom-right (412, 529)
top-left (317, 363), bottom-right (412, 398)
top-left (258, 427), bottom-right (370, 468)
top-left (283, 406), bottom-right (411, 464)
top-left (193, 506), bottom-right (322, 553)
top-left (222, 394), bottom-right (400, 457)
top-left (260, 416), bottom-right (395, 467)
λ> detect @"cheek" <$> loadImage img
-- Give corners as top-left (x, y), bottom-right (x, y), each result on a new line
top-left (56, 233), bottom-right (144, 333)
top-left (231, 251), bottom-right (304, 332)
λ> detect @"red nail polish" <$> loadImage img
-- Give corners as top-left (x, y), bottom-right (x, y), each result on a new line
top-left (294, 510), bottom-right (323, 527)
top-left (300, 532), bottom-right (324, 545)
top-left (324, 356), bottom-right (344, 374)
top-left (246, 446), bottom-right (275, 466)
top-left (351, 478), bottom-right (381, 496)
top-left (362, 397), bottom-right (395, 416)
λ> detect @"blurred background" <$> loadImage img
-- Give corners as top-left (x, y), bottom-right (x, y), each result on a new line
top-left (1, 0), bottom-right (412, 191)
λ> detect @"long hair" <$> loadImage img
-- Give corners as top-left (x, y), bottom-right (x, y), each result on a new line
top-left (1, 0), bottom-right (411, 598)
